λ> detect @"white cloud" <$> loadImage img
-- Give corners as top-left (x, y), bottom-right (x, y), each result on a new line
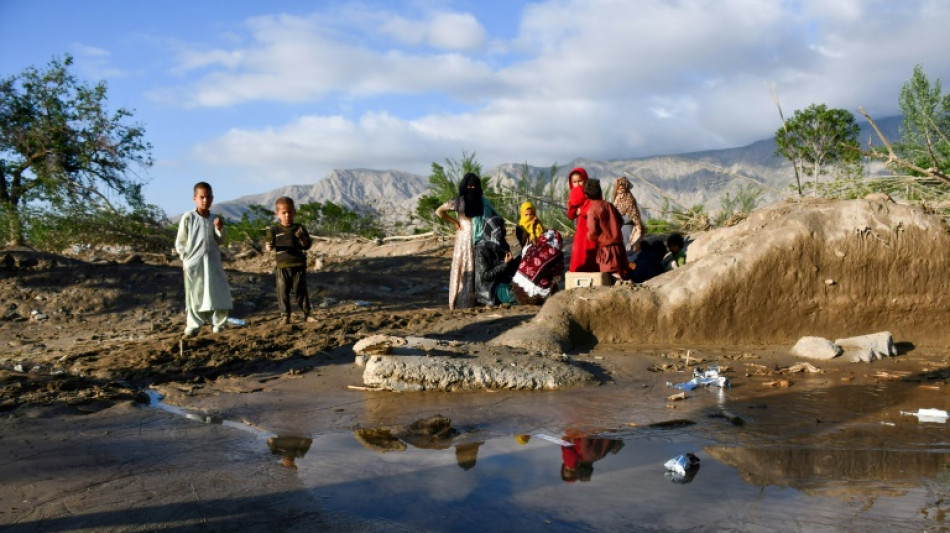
top-left (426, 12), bottom-right (486, 50)
top-left (176, 0), bottom-right (950, 187)
top-left (381, 11), bottom-right (486, 50)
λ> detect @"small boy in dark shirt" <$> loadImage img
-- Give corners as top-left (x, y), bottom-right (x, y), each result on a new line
top-left (265, 197), bottom-right (314, 324)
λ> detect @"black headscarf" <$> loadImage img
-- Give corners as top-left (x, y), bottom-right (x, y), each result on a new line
top-left (482, 215), bottom-right (509, 253)
top-left (459, 172), bottom-right (484, 218)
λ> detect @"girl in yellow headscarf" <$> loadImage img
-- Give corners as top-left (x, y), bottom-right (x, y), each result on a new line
top-left (517, 201), bottom-right (545, 247)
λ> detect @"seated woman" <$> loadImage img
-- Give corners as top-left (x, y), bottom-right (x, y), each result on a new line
top-left (474, 216), bottom-right (519, 306)
top-left (512, 229), bottom-right (565, 305)
top-left (516, 201), bottom-right (544, 248)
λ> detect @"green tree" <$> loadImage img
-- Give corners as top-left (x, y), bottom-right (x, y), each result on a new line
top-left (714, 184), bottom-right (763, 225)
top-left (228, 201), bottom-right (384, 242)
top-left (775, 104), bottom-right (861, 195)
top-left (226, 204), bottom-right (273, 244)
top-left (895, 64), bottom-right (950, 176)
top-left (0, 55), bottom-right (155, 245)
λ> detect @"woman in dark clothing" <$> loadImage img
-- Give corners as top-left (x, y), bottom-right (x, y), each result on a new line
top-left (474, 215), bottom-right (518, 306)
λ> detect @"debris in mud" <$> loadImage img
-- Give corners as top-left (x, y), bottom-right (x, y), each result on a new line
top-left (709, 408), bottom-right (745, 426)
top-left (900, 408), bottom-right (949, 423)
top-left (663, 453), bottom-right (700, 483)
top-left (763, 379), bottom-right (791, 388)
top-left (873, 370), bottom-right (909, 381)
top-left (667, 367), bottom-right (729, 391)
top-left (785, 362), bottom-right (822, 374)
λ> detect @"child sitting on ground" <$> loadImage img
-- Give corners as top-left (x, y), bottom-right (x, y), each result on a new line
top-left (629, 240), bottom-right (665, 283)
top-left (175, 182), bottom-right (233, 336)
top-left (516, 201), bottom-right (544, 247)
top-left (265, 197), bottom-right (315, 324)
top-left (663, 233), bottom-right (687, 271)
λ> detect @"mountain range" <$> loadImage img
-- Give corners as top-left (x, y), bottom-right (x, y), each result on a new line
top-left (212, 116), bottom-right (902, 227)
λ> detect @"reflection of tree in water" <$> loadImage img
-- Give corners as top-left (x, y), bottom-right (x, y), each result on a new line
top-left (560, 437), bottom-right (625, 483)
top-left (267, 436), bottom-right (313, 470)
top-left (352, 415), bottom-right (483, 471)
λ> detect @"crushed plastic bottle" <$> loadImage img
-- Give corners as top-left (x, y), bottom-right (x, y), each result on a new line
top-left (900, 408), bottom-right (949, 423)
top-left (226, 317), bottom-right (246, 327)
top-left (667, 366), bottom-right (729, 391)
top-left (663, 453), bottom-right (700, 483)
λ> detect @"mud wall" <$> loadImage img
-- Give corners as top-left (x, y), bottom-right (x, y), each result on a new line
top-left (494, 198), bottom-right (950, 351)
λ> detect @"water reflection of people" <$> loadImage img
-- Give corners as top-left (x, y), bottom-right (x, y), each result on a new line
top-left (560, 437), bottom-right (624, 483)
top-left (267, 436), bottom-right (313, 470)
top-left (455, 442), bottom-right (482, 471)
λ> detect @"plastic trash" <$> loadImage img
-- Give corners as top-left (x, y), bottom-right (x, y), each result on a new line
top-left (900, 408), bottom-right (949, 423)
top-left (354, 300), bottom-right (373, 307)
top-left (533, 433), bottom-right (574, 447)
top-left (668, 366), bottom-right (729, 391)
top-left (664, 453), bottom-right (700, 483)
top-left (226, 317), bottom-right (246, 327)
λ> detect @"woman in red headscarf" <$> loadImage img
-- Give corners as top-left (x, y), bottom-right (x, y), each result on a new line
top-left (566, 167), bottom-right (598, 272)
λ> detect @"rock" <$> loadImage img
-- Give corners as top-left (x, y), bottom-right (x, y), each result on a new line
top-left (404, 415), bottom-right (456, 439)
top-left (353, 334), bottom-right (407, 356)
top-left (836, 331), bottom-right (896, 356)
top-left (848, 348), bottom-right (879, 363)
top-left (790, 336), bottom-right (842, 360)
top-left (362, 353), bottom-right (596, 392)
top-left (353, 428), bottom-right (407, 452)
top-left (835, 332), bottom-right (895, 363)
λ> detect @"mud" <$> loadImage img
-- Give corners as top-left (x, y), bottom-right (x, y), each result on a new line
top-left (1, 198), bottom-right (949, 531)
top-left (496, 197), bottom-right (950, 351)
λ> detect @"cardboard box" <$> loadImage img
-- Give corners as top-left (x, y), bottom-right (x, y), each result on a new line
top-left (565, 271), bottom-right (614, 289)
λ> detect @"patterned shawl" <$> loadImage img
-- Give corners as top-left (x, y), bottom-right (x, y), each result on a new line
top-left (513, 229), bottom-right (564, 296)
top-left (612, 176), bottom-right (644, 246)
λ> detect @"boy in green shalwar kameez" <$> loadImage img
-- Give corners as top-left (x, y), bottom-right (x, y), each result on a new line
top-left (175, 182), bottom-right (233, 336)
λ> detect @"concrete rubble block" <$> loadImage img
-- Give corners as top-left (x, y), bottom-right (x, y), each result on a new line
top-left (353, 334), bottom-right (408, 367)
top-left (362, 354), bottom-right (595, 392)
top-left (790, 336), bottom-right (842, 360)
top-left (353, 334), bottom-right (407, 355)
top-left (834, 332), bottom-right (896, 362)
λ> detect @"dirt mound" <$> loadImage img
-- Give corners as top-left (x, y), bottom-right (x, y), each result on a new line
top-left (495, 197), bottom-right (950, 351)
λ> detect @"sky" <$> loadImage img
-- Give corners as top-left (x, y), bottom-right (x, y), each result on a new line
top-left (2, 0), bottom-right (949, 215)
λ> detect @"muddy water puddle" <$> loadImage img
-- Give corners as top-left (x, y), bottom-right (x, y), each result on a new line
top-left (149, 351), bottom-right (949, 532)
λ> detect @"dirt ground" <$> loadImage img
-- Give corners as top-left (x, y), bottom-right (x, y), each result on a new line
top-left (1, 228), bottom-right (948, 413)
top-left (0, 240), bottom-right (539, 414)
top-left (1, 232), bottom-right (948, 531)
